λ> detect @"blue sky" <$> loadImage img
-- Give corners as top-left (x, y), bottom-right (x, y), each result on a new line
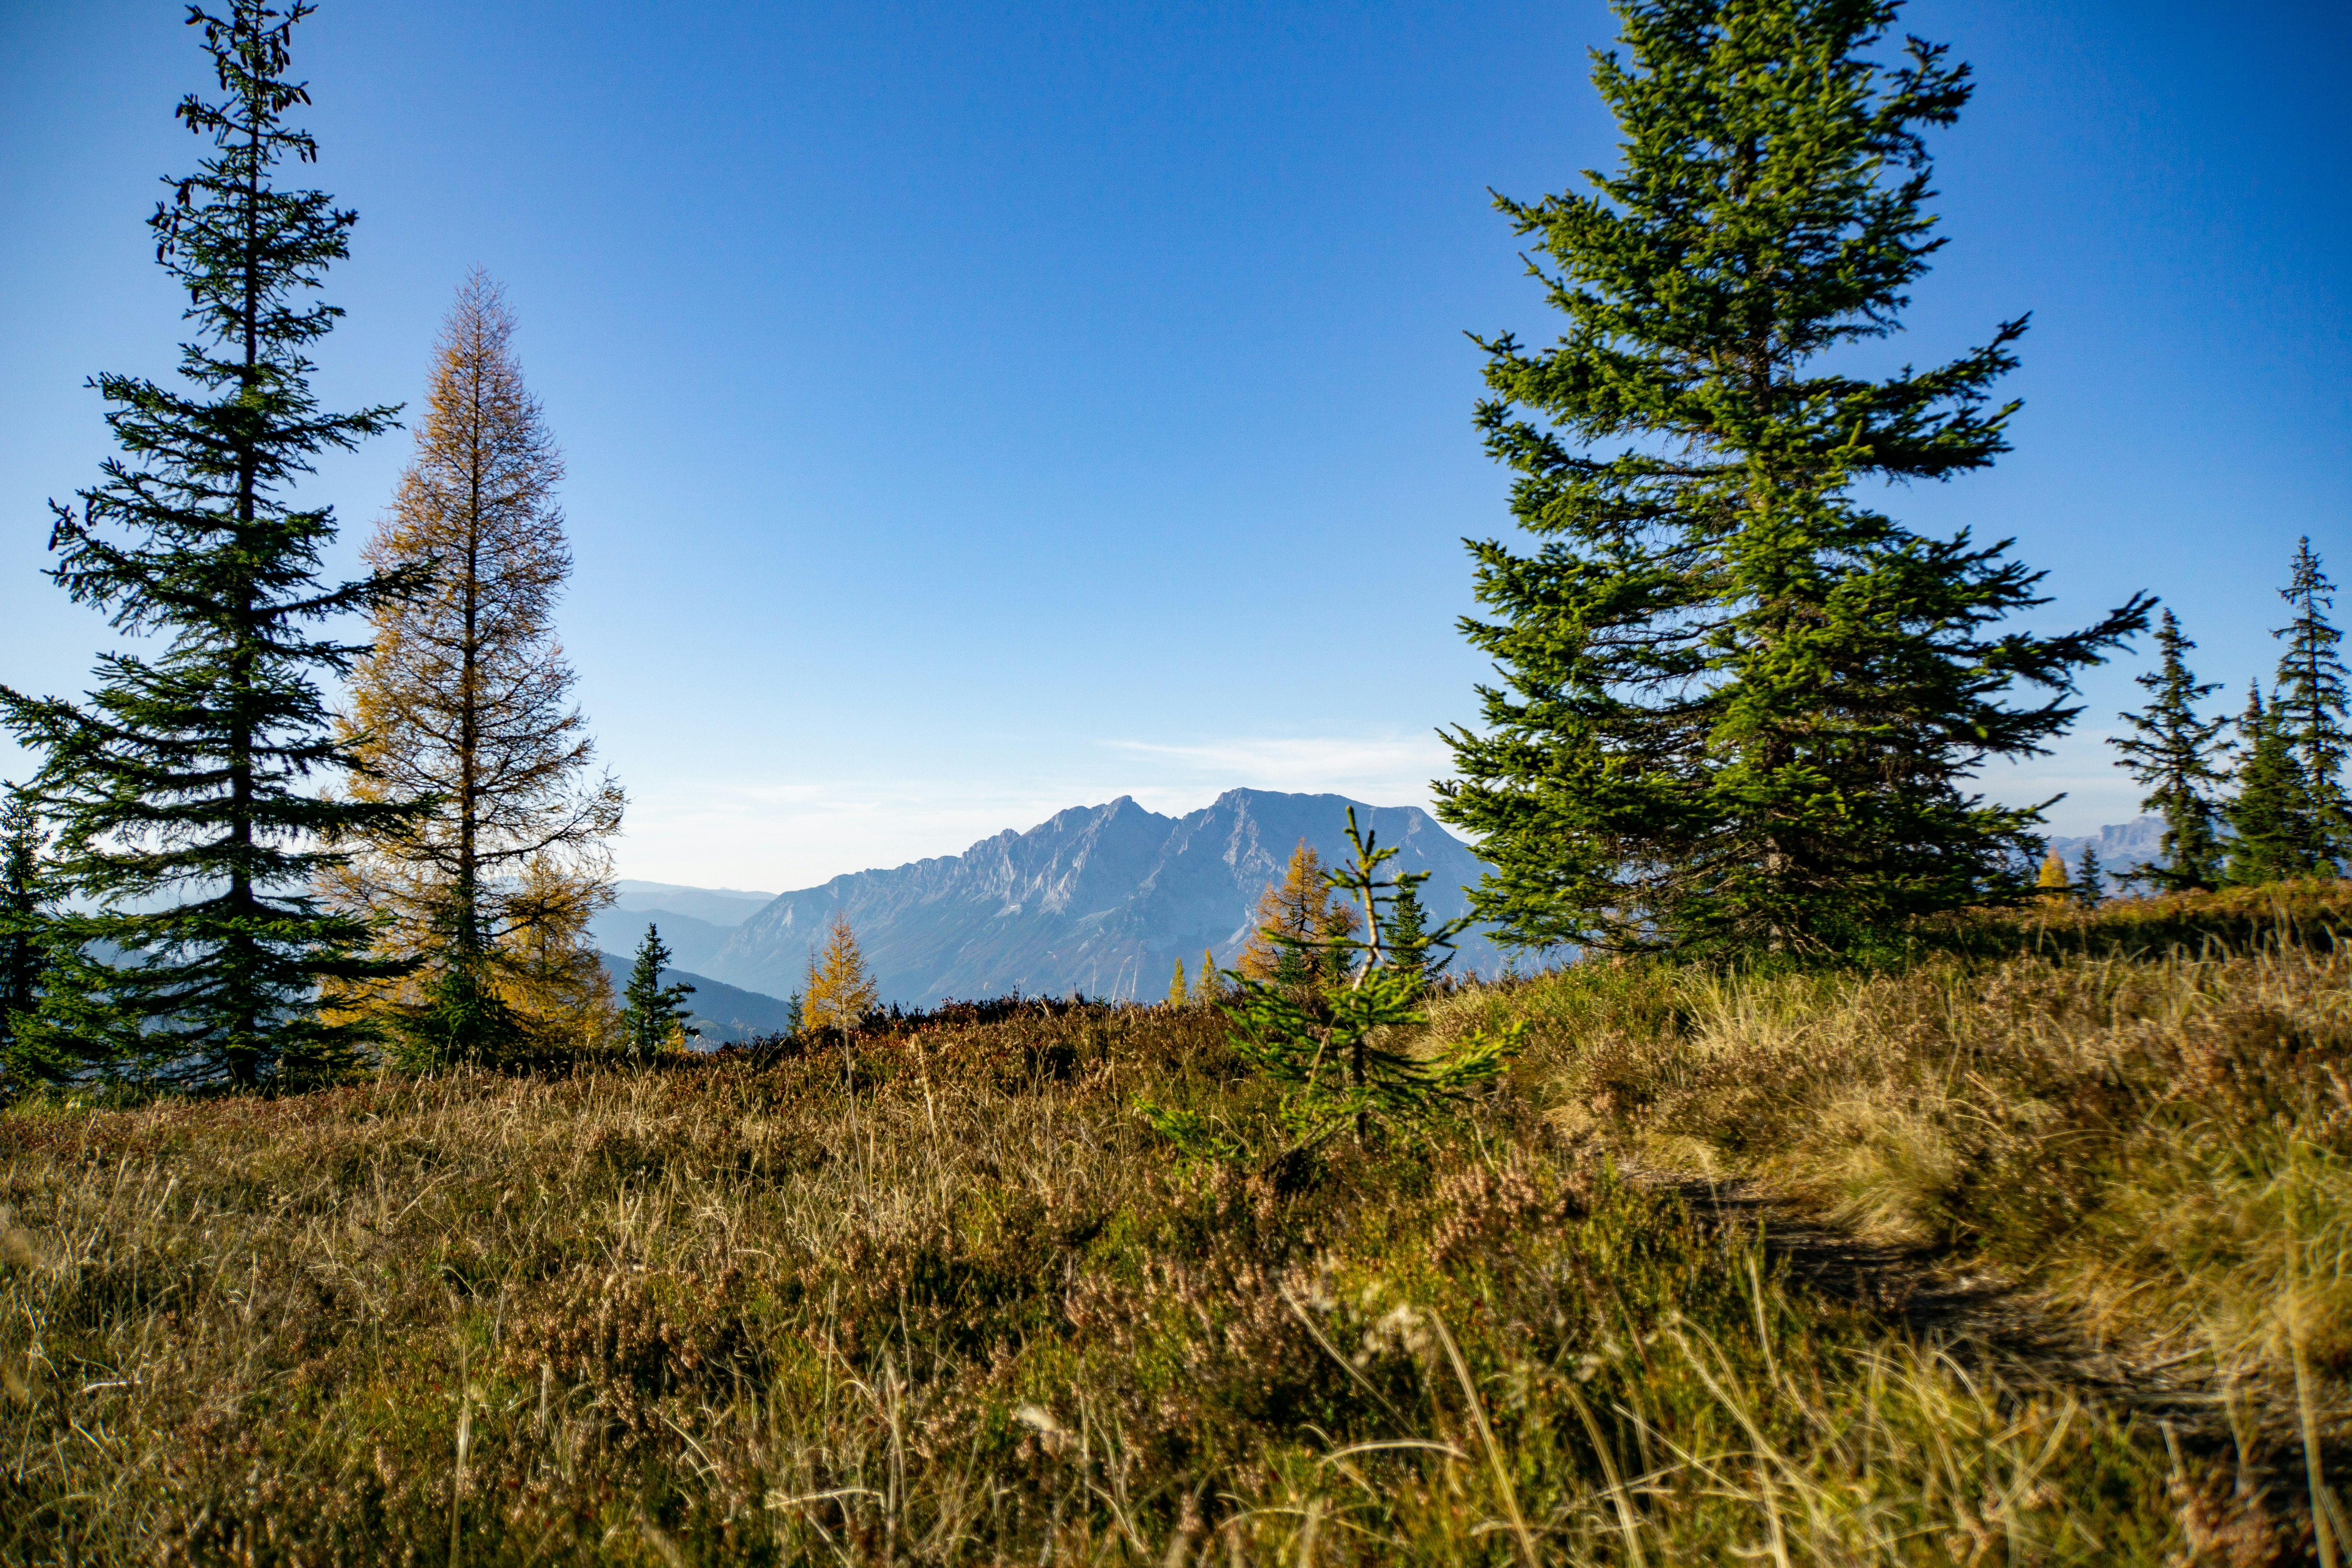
top-left (2, 0), bottom-right (2345, 891)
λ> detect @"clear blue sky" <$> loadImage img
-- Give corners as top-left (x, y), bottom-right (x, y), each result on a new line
top-left (3, 0), bottom-right (2345, 891)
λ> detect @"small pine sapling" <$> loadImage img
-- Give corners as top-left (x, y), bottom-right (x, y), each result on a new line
top-left (1221, 809), bottom-right (1520, 1150)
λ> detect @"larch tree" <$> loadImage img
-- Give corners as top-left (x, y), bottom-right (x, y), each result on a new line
top-left (2272, 538), bottom-right (2350, 871)
top-left (0, 1), bottom-right (411, 1084)
top-left (1192, 946), bottom-right (1222, 1005)
top-left (1237, 841), bottom-right (1359, 988)
top-left (2036, 851), bottom-right (2069, 906)
top-left (1436, 0), bottom-right (2148, 955)
top-left (503, 853), bottom-right (619, 1056)
top-left (1166, 956), bottom-right (1187, 1009)
top-left (804, 913), bottom-right (878, 1038)
top-left (334, 271), bottom-right (623, 1064)
top-left (2109, 609), bottom-right (2227, 891)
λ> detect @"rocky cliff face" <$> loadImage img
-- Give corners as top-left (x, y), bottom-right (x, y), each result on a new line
top-left (702, 788), bottom-right (1504, 1005)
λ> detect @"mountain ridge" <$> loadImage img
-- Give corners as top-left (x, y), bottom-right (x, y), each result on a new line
top-left (700, 788), bottom-right (1506, 1006)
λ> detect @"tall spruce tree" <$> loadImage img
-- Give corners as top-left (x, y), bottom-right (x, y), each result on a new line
top-left (2110, 608), bottom-right (2227, 891)
top-left (2225, 683), bottom-right (2312, 886)
top-left (0, 2), bottom-right (409, 1083)
top-left (1436, 0), bottom-right (2148, 954)
top-left (2273, 538), bottom-right (2350, 872)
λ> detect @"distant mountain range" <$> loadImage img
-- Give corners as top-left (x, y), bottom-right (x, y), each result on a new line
top-left (2042, 818), bottom-right (2164, 892)
top-left (599, 799), bottom-right (2176, 1016)
top-left (604, 789), bottom-right (1501, 1010)
top-left (592, 882), bottom-right (775, 973)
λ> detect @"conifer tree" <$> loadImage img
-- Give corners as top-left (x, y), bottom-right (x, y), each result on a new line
top-left (1166, 956), bottom-right (1186, 1009)
top-left (501, 853), bottom-right (617, 1058)
top-left (1436, 0), bottom-right (2148, 955)
top-left (617, 923), bottom-right (695, 1062)
top-left (0, 2), bottom-right (410, 1083)
top-left (2072, 844), bottom-right (2102, 909)
top-left (332, 272), bottom-right (622, 1063)
top-left (1238, 841), bottom-right (1359, 987)
top-left (1381, 880), bottom-right (1434, 983)
top-left (2036, 851), bottom-right (2069, 907)
top-left (2272, 538), bottom-right (2350, 871)
top-left (1192, 946), bottom-right (1221, 1006)
top-left (2225, 684), bottom-right (2312, 886)
top-left (1223, 810), bottom-right (1503, 1148)
top-left (2109, 609), bottom-right (2227, 891)
top-left (804, 913), bottom-right (878, 1038)
top-left (0, 791), bottom-right (61, 1085)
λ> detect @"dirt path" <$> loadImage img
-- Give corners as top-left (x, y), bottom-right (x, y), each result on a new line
top-left (1636, 1169), bottom-right (2297, 1488)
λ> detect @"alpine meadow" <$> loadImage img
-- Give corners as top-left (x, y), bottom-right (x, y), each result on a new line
top-left (0, 1), bottom-right (2346, 1564)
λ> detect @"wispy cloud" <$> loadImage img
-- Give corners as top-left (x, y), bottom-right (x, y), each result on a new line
top-left (614, 734), bottom-right (1464, 892)
top-left (1102, 733), bottom-right (1453, 804)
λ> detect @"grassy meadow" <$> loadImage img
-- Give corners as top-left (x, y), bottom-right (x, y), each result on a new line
top-left (2, 887), bottom-right (2347, 1564)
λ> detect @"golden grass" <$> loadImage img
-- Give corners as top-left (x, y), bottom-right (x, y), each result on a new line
top-left (2, 900), bottom-right (2337, 1563)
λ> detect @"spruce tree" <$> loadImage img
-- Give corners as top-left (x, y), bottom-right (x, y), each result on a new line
top-left (1436, 0), bottom-right (2148, 955)
top-left (0, 790), bottom-right (62, 1085)
top-left (2273, 538), bottom-right (2350, 871)
top-left (2225, 684), bottom-right (2312, 886)
top-left (618, 923), bottom-right (695, 1062)
top-left (1381, 880), bottom-right (1434, 984)
top-left (2072, 843), bottom-right (2102, 909)
top-left (2109, 609), bottom-right (2227, 891)
top-left (0, 2), bottom-right (410, 1083)
top-left (1221, 811), bottom-right (1499, 1148)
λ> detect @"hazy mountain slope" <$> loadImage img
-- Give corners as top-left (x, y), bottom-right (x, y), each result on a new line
top-left (594, 953), bottom-right (797, 1045)
top-left (612, 882), bottom-right (775, 927)
top-left (589, 907), bottom-right (733, 973)
top-left (702, 788), bottom-right (1506, 1007)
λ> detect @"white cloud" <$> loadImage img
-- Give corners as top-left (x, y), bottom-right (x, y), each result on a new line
top-left (612, 732), bottom-right (1463, 892)
top-left (1102, 733), bottom-right (1453, 810)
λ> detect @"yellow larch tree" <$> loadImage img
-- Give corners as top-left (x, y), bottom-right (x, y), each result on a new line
top-left (804, 912), bottom-right (879, 1038)
top-left (331, 272), bottom-right (623, 1063)
top-left (1237, 840), bottom-right (1359, 987)
top-left (2037, 851), bottom-right (2070, 907)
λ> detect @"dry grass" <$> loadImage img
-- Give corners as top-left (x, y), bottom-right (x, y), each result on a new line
top-left (1432, 884), bottom-right (2352, 1539)
top-left (0, 916), bottom-right (2328, 1563)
